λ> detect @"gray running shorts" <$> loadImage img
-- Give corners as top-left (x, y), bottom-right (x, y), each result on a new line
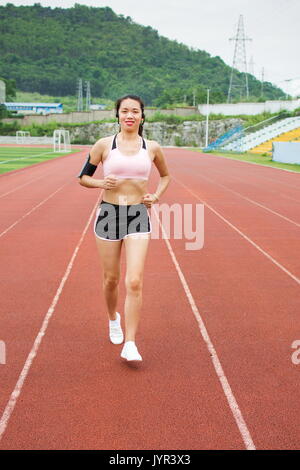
top-left (94, 200), bottom-right (152, 241)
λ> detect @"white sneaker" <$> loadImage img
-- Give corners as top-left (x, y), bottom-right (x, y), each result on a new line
top-left (121, 341), bottom-right (142, 361)
top-left (109, 312), bottom-right (124, 344)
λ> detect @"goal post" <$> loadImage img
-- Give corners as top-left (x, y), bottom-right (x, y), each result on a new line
top-left (53, 129), bottom-right (71, 152)
top-left (16, 131), bottom-right (31, 144)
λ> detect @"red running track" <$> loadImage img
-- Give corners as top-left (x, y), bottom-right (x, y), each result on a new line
top-left (0, 148), bottom-right (299, 450)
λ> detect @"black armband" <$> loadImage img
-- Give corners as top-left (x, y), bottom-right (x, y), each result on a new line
top-left (77, 154), bottom-right (98, 178)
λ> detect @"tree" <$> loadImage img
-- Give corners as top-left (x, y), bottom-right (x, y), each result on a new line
top-left (0, 77), bottom-right (16, 101)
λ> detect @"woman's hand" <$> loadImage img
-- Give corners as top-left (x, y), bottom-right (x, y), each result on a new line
top-left (103, 174), bottom-right (118, 190)
top-left (141, 193), bottom-right (159, 208)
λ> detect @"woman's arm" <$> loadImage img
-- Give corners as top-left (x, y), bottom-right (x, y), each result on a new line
top-left (151, 141), bottom-right (171, 201)
top-left (78, 138), bottom-right (116, 190)
top-left (142, 141), bottom-right (171, 207)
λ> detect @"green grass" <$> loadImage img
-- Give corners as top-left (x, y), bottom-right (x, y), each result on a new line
top-left (188, 149), bottom-right (300, 173)
top-left (0, 145), bottom-right (80, 174)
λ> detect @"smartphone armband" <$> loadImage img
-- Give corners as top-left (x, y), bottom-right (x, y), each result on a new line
top-left (77, 154), bottom-right (97, 178)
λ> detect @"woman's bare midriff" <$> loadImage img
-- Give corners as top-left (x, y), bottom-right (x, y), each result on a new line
top-left (102, 179), bottom-right (148, 205)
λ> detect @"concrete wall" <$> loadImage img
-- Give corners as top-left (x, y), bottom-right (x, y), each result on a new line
top-left (0, 117), bottom-right (243, 147)
top-left (199, 99), bottom-right (300, 116)
top-left (272, 142), bottom-right (300, 164)
top-left (2, 109), bottom-right (115, 125)
top-left (2, 106), bottom-right (198, 126)
top-left (145, 107), bottom-right (198, 117)
top-left (68, 119), bottom-right (243, 147)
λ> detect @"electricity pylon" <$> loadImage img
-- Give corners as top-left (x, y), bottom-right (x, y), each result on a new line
top-left (227, 15), bottom-right (252, 103)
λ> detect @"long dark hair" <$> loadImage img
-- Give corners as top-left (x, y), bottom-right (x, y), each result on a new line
top-left (115, 94), bottom-right (145, 136)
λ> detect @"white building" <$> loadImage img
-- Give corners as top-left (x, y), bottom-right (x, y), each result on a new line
top-left (199, 98), bottom-right (300, 116)
top-left (4, 102), bottom-right (63, 115)
top-left (90, 104), bottom-right (107, 110)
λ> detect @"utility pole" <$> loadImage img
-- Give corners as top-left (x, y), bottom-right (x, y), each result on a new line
top-left (279, 77), bottom-right (300, 99)
top-left (227, 15), bottom-right (252, 103)
top-left (261, 67), bottom-right (265, 98)
top-left (85, 80), bottom-right (91, 111)
top-left (77, 78), bottom-right (83, 112)
top-left (248, 56), bottom-right (255, 76)
top-left (205, 89), bottom-right (210, 148)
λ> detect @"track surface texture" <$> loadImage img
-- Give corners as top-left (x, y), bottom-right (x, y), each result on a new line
top-left (0, 148), bottom-right (299, 450)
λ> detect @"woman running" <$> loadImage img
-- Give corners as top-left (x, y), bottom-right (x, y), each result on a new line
top-left (78, 95), bottom-right (171, 362)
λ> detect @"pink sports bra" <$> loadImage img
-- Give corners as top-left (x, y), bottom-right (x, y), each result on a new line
top-left (102, 135), bottom-right (152, 181)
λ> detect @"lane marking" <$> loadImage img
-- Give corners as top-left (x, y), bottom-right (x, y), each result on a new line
top-left (0, 183), bottom-right (70, 238)
top-left (0, 151), bottom-right (55, 164)
top-left (0, 152), bottom-right (85, 198)
top-left (0, 149), bottom-right (83, 178)
top-left (201, 166), bottom-right (300, 205)
top-left (0, 194), bottom-right (102, 442)
top-left (173, 175), bottom-right (300, 286)
top-left (193, 150), bottom-right (300, 176)
top-left (193, 170), bottom-right (300, 228)
top-left (0, 171), bottom-right (57, 199)
top-left (152, 207), bottom-right (256, 450)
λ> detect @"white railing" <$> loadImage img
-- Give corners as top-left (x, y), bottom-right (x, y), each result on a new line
top-left (0, 136), bottom-right (53, 145)
top-left (223, 116), bottom-right (300, 152)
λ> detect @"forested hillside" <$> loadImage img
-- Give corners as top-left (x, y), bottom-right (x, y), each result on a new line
top-left (0, 3), bottom-right (284, 105)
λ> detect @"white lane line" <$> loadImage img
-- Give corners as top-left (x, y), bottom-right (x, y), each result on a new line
top-left (200, 166), bottom-right (300, 205)
top-left (0, 150), bottom-right (84, 180)
top-left (173, 175), bottom-right (300, 286)
top-left (198, 151), bottom-right (300, 177)
top-left (0, 183), bottom-right (69, 238)
top-left (194, 171), bottom-right (300, 228)
top-left (0, 152), bottom-right (84, 198)
top-left (279, 193), bottom-right (300, 204)
top-left (152, 207), bottom-right (256, 450)
top-left (0, 194), bottom-right (102, 443)
top-left (183, 148), bottom-right (300, 191)
top-left (0, 151), bottom-right (55, 164)
top-left (0, 171), bottom-right (56, 199)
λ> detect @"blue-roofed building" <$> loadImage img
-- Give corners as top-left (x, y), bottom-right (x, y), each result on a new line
top-left (4, 102), bottom-right (63, 115)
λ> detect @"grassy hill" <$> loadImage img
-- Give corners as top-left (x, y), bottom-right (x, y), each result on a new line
top-left (0, 3), bottom-right (285, 105)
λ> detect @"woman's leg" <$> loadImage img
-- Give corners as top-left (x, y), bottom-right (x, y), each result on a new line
top-left (123, 234), bottom-right (150, 342)
top-left (95, 237), bottom-right (123, 321)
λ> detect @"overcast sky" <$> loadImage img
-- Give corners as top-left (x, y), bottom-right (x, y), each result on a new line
top-left (1, 0), bottom-right (300, 96)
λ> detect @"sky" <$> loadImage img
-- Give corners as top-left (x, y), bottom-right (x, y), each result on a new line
top-left (1, 0), bottom-right (300, 96)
